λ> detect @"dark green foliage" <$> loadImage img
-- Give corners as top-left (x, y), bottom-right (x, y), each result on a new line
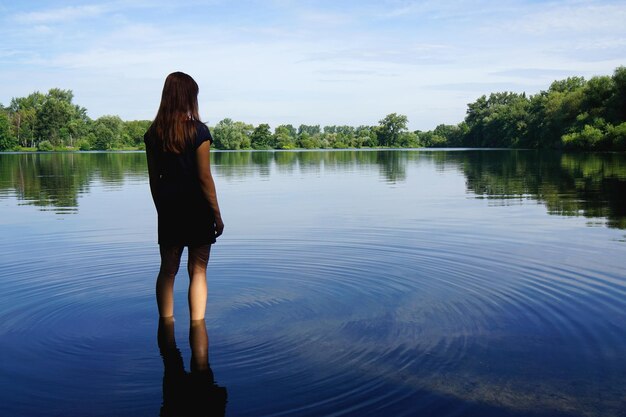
top-left (0, 89), bottom-right (152, 151)
top-left (274, 125), bottom-right (296, 149)
top-left (76, 139), bottom-right (91, 151)
top-left (464, 92), bottom-right (529, 148)
top-left (376, 113), bottom-right (409, 147)
top-left (90, 115), bottom-right (124, 150)
top-left (419, 123), bottom-right (467, 147)
top-left (122, 120), bottom-right (151, 147)
top-left (37, 140), bottom-right (54, 151)
top-left (2, 66), bottom-right (624, 152)
top-left (35, 93), bottom-right (75, 146)
top-left (0, 111), bottom-right (18, 150)
top-left (250, 123), bottom-right (273, 149)
top-left (298, 124), bottom-right (321, 136)
top-left (607, 122), bottom-right (626, 150)
top-left (212, 118), bottom-right (253, 150)
top-left (297, 134), bottom-right (319, 149)
top-left (456, 151), bottom-right (626, 229)
top-left (421, 66), bottom-right (626, 151)
top-left (610, 66), bottom-right (626, 122)
top-left (91, 121), bottom-right (114, 150)
top-left (277, 124), bottom-right (297, 138)
top-left (0, 152), bottom-right (147, 210)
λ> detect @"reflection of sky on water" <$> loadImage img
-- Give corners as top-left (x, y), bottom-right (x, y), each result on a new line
top-left (2, 150), bottom-right (626, 229)
top-left (0, 150), bottom-right (625, 416)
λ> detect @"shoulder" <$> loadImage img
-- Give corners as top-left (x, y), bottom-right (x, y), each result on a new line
top-left (193, 120), bottom-right (213, 148)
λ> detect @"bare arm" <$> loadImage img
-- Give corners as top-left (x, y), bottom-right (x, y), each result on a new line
top-left (196, 140), bottom-right (224, 238)
top-left (145, 144), bottom-right (159, 207)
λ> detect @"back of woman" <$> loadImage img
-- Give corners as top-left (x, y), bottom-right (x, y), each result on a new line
top-left (144, 71), bottom-right (223, 321)
top-left (145, 120), bottom-right (216, 246)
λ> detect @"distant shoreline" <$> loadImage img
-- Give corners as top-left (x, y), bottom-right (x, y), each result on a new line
top-left (3, 148), bottom-right (624, 155)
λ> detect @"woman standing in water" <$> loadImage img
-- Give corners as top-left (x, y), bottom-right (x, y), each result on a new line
top-left (144, 72), bottom-right (224, 320)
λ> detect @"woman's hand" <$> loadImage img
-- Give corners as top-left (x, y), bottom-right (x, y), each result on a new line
top-left (214, 215), bottom-right (224, 238)
top-left (197, 140), bottom-right (224, 240)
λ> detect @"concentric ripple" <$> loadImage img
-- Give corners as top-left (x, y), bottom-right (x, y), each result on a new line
top-left (1, 150), bottom-right (625, 417)
top-left (203, 223), bottom-right (626, 417)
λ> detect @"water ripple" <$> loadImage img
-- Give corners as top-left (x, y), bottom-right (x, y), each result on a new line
top-left (198, 228), bottom-right (626, 416)
top-left (2, 151), bottom-right (626, 416)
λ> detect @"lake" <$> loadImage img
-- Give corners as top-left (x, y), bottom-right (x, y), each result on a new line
top-left (0, 149), bottom-right (625, 417)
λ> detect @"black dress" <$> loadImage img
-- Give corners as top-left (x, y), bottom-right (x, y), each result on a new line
top-left (144, 121), bottom-right (216, 246)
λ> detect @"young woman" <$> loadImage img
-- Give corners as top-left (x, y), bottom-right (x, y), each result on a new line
top-left (144, 72), bottom-right (224, 320)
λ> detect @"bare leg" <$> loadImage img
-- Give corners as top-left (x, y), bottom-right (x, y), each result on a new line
top-left (187, 244), bottom-right (211, 320)
top-left (156, 245), bottom-right (184, 318)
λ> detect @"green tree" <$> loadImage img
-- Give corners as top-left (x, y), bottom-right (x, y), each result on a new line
top-left (9, 93), bottom-right (44, 147)
top-left (35, 98), bottom-right (73, 145)
top-left (89, 116), bottom-right (123, 149)
top-left (464, 92), bottom-right (530, 147)
top-left (47, 88), bottom-right (75, 103)
top-left (0, 110), bottom-right (18, 150)
top-left (323, 125), bottom-right (337, 134)
top-left (274, 125), bottom-right (296, 149)
top-left (35, 89), bottom-right (79, 146)
top-left (212, 118), bottom-right (253, 150)
top-left (356, 125), bottom-right (377, 147)
top-left (7, 89), bottom-right (91, 149)
top-left (610, 66), bottom-right (626, 122)
top-left (122, 120), bottom-right (151, 147)
top-left (212, 118), bottom-right (234, 149)
top-left (526, 78), bottom-right (586, 148)
top-left (91, 122), bottom-right (114, 150)
top-left (2, 65), bottom-right (625, 152)
top-left (607, 122), bottom-right (626, 150)
top-left (251, 123), bottom-right (273, 149)
top-left (397, 131), bottom-right (419, 147)
top-left (76, 139), bottom-right (91, 151)
top-left (297, 132), bottom-right (321, 148)
top-left (377, 113), bottom-right (408, 146)
top-left (235, 121), bottom-right (253, 149)
top-left (582, 75), bottom-right (613, 119)
top-left (13, 108), bottom-right (37, 147)
top-left (37, 140), bottom-right (54, 151)
top-left (298, 124), bottom-right (321, 136)
top-left (562, 124), bottom-right (604, 150)
top-left (66, 118), bottom-right (89, 147)
top-left (276, 124), bottom-right (297, 139)
top-left (421, 123), bottom-right (467, 147)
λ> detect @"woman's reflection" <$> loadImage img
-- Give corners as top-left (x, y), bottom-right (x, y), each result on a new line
top-left (158, 317), bottom-right (227, 416)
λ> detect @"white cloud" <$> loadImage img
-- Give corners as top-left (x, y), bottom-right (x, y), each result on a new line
top-left (503, 3), bottom-right (626, 35)
top-left (295, 10), bottom-right (354, 25)
top-left (1, 0), bottom-right (624, 130)
top-left (13, 4), bottom-right (109, 24)
top-left (301, 43), bottom-right (455, 67)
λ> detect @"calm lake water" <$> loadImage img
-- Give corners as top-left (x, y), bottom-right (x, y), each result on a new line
top-left (0, 149), bottom-right (625, 417)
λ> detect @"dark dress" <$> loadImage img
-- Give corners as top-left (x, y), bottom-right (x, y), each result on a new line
top-left (144, 121), bottom-right (216, 246)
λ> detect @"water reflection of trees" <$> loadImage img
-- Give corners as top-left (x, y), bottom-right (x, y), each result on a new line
top-left (436, 150), bottom-right (626, 229)
top-left (1, 150), bottom-right (625, 229)
top-left (0, 152), bottom-right (146, 212)
top-left (0, 151), bottom-right (408, 212)
top-left (212, 150), bottom-right (407, 182)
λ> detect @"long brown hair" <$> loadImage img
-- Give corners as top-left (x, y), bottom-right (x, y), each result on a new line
top-left (151, 72), bottom-right (200, 154)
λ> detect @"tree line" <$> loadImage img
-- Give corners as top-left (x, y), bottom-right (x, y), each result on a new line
top-left (422, 66), bottom-right (626, 150)
top-left (0, 66), bottom-right (624, 152)
top-left (0, 89), bottom-right (151, 151)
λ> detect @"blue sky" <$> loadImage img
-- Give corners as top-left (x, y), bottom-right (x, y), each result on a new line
top-left (0, 0), bottom-right (624, 130)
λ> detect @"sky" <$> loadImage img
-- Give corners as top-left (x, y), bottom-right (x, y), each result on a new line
top-left (0, 0), bottom-right (624, 130)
